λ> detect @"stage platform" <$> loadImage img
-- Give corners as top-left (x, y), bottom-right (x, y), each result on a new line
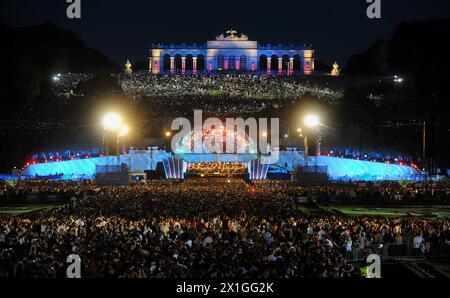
top-left (21, 149), bottom-right (422, 181)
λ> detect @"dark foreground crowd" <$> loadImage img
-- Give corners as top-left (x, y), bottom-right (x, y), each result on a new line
top-left (0, 179), bottom-right (449, 278)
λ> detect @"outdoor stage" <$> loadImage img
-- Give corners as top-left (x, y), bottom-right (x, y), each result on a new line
top-left (22, 149), bottom-right (422, 181)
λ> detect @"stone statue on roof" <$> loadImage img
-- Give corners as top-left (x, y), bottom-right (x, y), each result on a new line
top-left (216, 29), bottom-right (249, 41)
top-left (226, 29), bottom-right (238, 36)
top-left (125, 59), bottom-right (133, 75)
top-left (331, 61), bottom-right (340, 76)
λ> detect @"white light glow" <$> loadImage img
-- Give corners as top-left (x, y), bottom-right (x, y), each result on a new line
top-left (102, 112), bottom-right (123, 131)
top-left (119, 125), bottom-right (129, 137)
top-left (304, 114), bottom-right (320, 128)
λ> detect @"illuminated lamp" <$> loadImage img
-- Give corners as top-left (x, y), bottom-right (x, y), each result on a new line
top-left (102, 112), bottom-right (123, 131)
top-left (304, 114), bottom-right (320, 128)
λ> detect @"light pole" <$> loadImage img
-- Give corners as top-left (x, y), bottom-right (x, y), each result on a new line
top-left (164, 131), bottom-right (171, 151)
top-left (118, 125), bottom-right (129, 155)
top-left (102, 112), bottom-right (123, 157)
top-left (393, 75), bottom-right (404, 97)
top-left (297, 128), bottom-right (308, 162)
top-left (102, 112), bottom-right (129, 157)
top-left (302, 114), bottom-right (321, 170)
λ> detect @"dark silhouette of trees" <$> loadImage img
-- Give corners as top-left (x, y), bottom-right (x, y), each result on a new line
top-left (346, 19), bottom-right (450, 97)
top-left (0, 22), bottom-right (120, 117)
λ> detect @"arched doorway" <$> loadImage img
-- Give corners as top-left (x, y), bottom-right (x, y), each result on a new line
top-left (228, 55), bottom-right (236, 70)
top-left (282, 55), bottom-right (290, 71)
top-left (197, 54), bottom-right (205, 71)
top-left (270, 55), bottom-right (279, 71)
top-left (162, 54), bottom-right (171, 71)
top-left (216, 54), bottom-right (224, 70)
top-left (174, 54), bottom-right (182, 71)
top-left (240, 55), bottom-right (247, 71)
top-left (293, 54), bottom-right (301, 72)
top-left (259, 55), bottom-right (267, 71)
top-left (185, 54), bottom-right (194, 71)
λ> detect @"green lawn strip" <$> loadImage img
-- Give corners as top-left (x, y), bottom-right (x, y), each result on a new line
top-left (400, 206), bottom-right (450, 219)
top-left (336, 207), bottom-right (401, 217)
top-left (322, 205), bottom-right (450, 218)
top-left (297, 205), bottom-right (326, 215)
top-left (0, 204), bottom-right (62, 216)
top-left (317, 204), bottom-right (341, 215)
top-left (208, 90), bottom-right (225, 96)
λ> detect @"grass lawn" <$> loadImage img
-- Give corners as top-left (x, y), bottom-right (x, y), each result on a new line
top-left (207, 89), bottom-right (225, 96)
top-left (0, 204), bottom-right (62, 216)
top-left (334, 207), bottom-right (401, 217)
top-left (314, 205), bottom-right (450, 219)
top-left (298, 205), bottom-right (324, 215)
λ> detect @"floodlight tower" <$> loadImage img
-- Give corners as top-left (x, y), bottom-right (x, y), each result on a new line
top-left (102, 112), bottom-right (125, 156)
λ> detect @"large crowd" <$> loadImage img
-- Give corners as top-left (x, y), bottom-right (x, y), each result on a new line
top-left (1, 72), bottom-right (448, 278)
top-left (51, 73), bottom-right (94, 99)
top-left (1, 179), bottom-right (449, 278)
top-left (117, 74), bottom-right (343, 115)
top-left (119, 74), bottom-right (343, 100)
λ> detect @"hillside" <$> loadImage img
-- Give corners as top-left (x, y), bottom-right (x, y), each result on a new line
top-left (0, 22), bottom-right (120, 115)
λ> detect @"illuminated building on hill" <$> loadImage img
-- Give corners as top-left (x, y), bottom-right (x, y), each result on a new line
top-left (149, 29), bottom-right (315, 75)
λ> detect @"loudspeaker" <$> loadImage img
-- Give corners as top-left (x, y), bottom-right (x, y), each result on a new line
top-left (306, 135), bottom-right (318, 156)
top-left (155, 162), bottom-right (165, 177)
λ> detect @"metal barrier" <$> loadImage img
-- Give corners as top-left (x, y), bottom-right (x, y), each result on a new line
top-left (344, 242), bottom-right (450, 261)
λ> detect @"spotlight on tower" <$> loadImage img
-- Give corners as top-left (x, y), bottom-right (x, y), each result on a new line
top-left (304, 114), bottom-right (320, 128)
top-left (102, 112), bottom-right (123, 131)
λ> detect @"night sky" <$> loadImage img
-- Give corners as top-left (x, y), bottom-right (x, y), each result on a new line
top-left (1, 0), bottom-right (449, 66)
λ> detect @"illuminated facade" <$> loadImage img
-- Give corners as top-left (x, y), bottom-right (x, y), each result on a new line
top-left (149, 29), bottom-right (315, 75)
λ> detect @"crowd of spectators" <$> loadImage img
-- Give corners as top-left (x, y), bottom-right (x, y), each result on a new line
top-left (50, 73), bottom-right (93, 99)
top-left (0, 179), bottom-right (449, 278)
top-left (119, 74), bottom-right (343, 101)
top-left (116, 74), bottom-right (343, 115)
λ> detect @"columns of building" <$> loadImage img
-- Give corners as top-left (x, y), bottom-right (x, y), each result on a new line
top-left (302, 50), bottom-right (314, 75)
top-left (150, 49), bottom-right (160, 74)
top-left (170, 57), bottom-right (175, 72)
top-left (181, 57), bottom-right (186, 71)
top-left (289, 57), bottom-right (294, 72)
top-left (148, 57), bottom-right (153, 73)
top-left (206, 49), bottom-right (214, 72)
top-left (267, 57), bottom-right (271, 71)
top-left (193, 57), bottom-right (197, 72)
top-left (278, 57), bottom-right (283, 72)
top-left (235, 57), bottom-right (240, 70)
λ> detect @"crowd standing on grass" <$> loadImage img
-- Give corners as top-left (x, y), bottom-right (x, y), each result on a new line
top-left (117, 74), bottom-right (343, 115)
top-left (1, 179), bottom-right (449, 278)
top-left (118, 74), bottom-right (343, 101)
